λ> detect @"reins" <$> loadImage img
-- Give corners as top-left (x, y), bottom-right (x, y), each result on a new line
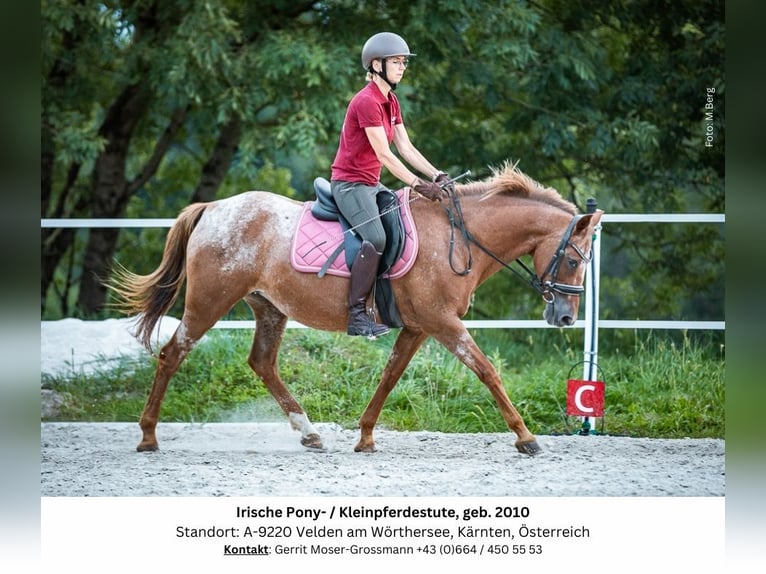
top-left (444, 180), bottom-right (473, 276)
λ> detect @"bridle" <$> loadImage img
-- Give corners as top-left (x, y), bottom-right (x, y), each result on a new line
top-left (531, 214), bottom-right (593, 301)
top-left (443, 182), bottom-right (592, 303)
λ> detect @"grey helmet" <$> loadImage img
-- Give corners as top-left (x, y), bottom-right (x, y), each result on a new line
top-left (361, 32), bottom-right (416, 70)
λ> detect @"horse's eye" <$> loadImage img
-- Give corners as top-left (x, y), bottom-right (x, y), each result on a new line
top-left (567, 258), bottom-right (578, 270)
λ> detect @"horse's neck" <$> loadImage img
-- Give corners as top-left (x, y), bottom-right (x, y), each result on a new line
top-left (462, 196), bottom-right (567, 261)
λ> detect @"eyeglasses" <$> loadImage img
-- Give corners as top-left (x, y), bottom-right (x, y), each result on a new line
top-left (386, 58), bottom-right (409, 68)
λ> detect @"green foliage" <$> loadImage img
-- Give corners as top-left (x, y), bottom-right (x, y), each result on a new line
top-left (43, 329), bottom-right (724, 439)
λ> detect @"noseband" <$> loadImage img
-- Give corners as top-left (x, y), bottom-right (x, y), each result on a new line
top-left (443, 186), bottom-right (592, 301)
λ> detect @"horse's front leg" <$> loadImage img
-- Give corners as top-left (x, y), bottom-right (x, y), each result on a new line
top-left (433, 323), bottom-right (541, 455)
top-left (355, 328), bottom-right (428, 452)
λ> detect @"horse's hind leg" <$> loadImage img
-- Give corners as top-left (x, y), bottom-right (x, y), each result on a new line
top-left (137, 318), bottom-right (209, 451)
top-left (138, 286), bottom-right (245, 451)
top-left (245, 294), bottom-right (323, 450)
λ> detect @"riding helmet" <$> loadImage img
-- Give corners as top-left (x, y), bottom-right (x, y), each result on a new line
top-left (361, 32), bottom-right (416, 70)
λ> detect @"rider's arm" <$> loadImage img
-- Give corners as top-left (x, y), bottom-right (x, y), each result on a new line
top-left (391, 123), bottom-right (442, 181)
top-left (365, 125), bottom-right (424, 187)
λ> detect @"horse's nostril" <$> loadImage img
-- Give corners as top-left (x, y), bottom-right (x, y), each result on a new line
top-left (561, 315), bottom-right (574, 326)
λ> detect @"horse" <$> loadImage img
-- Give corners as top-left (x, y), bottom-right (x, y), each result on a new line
top-left (108, 162), bottom-right (603, 456)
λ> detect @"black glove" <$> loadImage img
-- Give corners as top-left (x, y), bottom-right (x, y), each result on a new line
top-left (433, 171), bottom-right (451, 185)
top-left (413, 179), bottom-right (446, 202)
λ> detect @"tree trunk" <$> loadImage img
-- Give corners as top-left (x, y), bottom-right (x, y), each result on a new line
top-left (76, 81), bottom-right (151, 315)
top-left (41, 166), bottom-right (87, 311)
top-left (76, 101), bottom-right (188, 315)
top-left (190, 116), bottom-right (242, 203)
top-left (41, 23), bottom-right (86, 311)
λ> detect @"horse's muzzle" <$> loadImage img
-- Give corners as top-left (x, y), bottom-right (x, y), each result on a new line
top-left (543, 300), bottom-right (576, 327)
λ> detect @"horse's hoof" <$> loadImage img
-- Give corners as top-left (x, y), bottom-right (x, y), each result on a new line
top-left (354, 441), bottom-right (377, 453)
top-left (301, 433), bottom-right (324, 450)
top-left (137, 441), bottom-right (159, 452)
top-left (515, 440), bottom-right (542, 456)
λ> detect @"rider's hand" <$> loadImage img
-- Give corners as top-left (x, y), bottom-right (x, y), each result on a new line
top-left (433, 171), bottom-right (451, 185)
top-left (413, 180), bottom-right (447, 202)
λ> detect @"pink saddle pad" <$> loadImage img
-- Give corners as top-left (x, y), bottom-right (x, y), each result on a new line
top-left (290, 188), bottom-right (418, 279)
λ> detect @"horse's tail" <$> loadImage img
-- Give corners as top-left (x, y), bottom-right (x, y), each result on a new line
top-left (107, 203), bottom-right (208, 353)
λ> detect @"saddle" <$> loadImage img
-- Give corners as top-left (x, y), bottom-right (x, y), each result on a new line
top-left (290, 177), bottom-right (420, 328)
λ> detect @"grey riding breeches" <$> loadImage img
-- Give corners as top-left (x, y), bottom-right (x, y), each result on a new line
top-left (330, 180), bottom-right (388, 253)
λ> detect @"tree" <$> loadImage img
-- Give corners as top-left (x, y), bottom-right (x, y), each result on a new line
top-left (42, 0), bottom-right (350, 315)
top-left (402, 0), bottom-right (725, 322)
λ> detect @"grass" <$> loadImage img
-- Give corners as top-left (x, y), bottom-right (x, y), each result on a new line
top-left (41, 328), bottom-right (725, 439)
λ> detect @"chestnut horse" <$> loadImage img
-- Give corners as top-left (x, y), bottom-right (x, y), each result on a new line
top-left (109, 163), bottom-right (603, 455)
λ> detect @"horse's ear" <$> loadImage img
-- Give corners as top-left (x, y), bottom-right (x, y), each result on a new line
top-left (575, 210), bottom-right (604, 234)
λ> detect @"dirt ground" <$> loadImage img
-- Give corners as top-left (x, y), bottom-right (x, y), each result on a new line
top-left (40, 422), bottom-right (725, 497)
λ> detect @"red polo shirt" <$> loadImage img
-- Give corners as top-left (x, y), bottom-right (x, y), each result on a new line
top-left (331, 82), bottom-right (403, 185)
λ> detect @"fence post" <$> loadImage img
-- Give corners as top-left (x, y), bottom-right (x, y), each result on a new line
top-left (581, 198), bottom-right (602, 433)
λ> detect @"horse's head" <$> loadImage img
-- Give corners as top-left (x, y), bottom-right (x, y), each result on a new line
top-left (533, 210), bottom-right (603, 327)
top-left (451, 162), bottom-right (604, 327)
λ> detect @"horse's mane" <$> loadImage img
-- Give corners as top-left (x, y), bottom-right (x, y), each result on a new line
top-left (456, 161), bottom-right (577, 215)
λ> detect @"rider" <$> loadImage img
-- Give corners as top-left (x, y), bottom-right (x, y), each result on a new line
top-left (331, 31), bottom-right (451, 338)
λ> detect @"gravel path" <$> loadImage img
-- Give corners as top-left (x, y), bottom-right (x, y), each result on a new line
top-left (40, 422), bottom-right (725, 497)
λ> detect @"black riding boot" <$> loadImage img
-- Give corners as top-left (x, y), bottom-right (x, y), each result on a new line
top-left (347, 240), bottom-right (390, 338)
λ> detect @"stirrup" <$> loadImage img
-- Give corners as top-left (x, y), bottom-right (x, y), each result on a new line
top-left (365, 323), bottom-right (390, 340)
top-left (364, 307), bottom-right (390, 339)
top-left (347, 309), bottom-right (390, 339)
top-left (347, 322), bottom-right (390, 340)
